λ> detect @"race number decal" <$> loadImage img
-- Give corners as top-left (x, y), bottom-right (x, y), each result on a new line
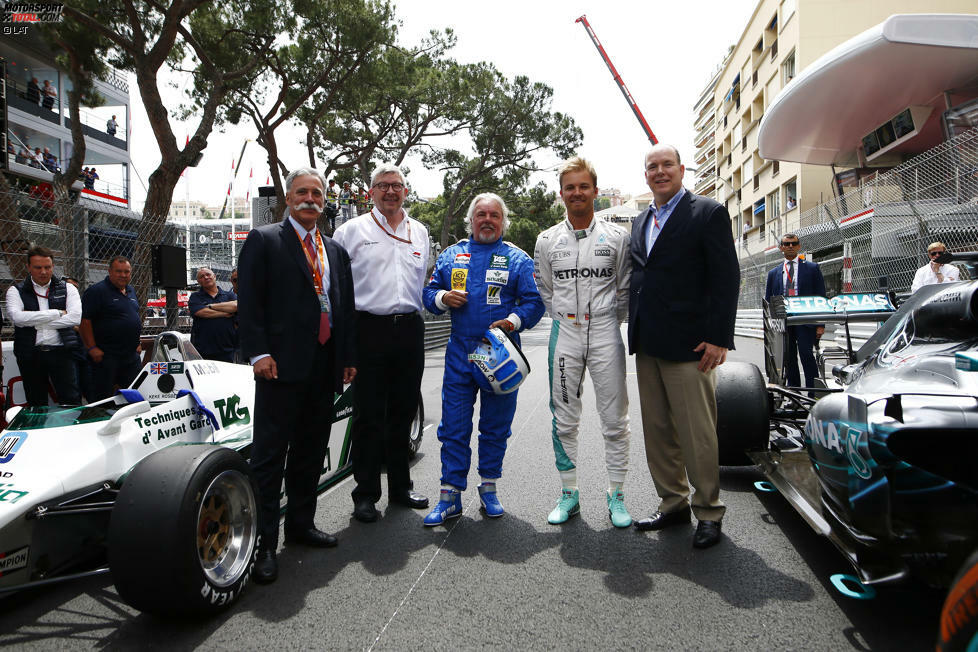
top-left (451, 268), bottom-right (468, 291)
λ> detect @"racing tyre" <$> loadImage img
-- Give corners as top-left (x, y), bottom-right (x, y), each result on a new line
top-left (715, 361), bottom-right (770, 466)
top-left (109, 445), bottom-right (259, 616)
top-left (408, 394), bottom-right (424, 459)
top-left (937, 549), bottom-right (978, 652)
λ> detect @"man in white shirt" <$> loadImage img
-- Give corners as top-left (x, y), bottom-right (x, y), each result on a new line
top-left (333, 163), bottom-right (431, 522)
top-left (5, 246), bottom-right (82, 406)
top-left (911, 241), bottom-right (960, 293)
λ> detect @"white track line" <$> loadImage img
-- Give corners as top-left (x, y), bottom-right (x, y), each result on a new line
top-left (367, 386), bottom-right (549, 651)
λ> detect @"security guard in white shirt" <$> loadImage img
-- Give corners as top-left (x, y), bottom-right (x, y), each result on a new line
top-left (332, 163), bottom-right (431, 522)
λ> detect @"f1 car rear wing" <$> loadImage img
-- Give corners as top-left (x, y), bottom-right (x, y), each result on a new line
top-left (769, 292), bottom-right (897, 326)
top-left (763, 293), bottom-right (897, 386)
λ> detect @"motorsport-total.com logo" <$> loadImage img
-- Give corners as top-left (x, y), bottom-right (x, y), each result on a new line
top-left (2, 2), bottom-right (63, 24)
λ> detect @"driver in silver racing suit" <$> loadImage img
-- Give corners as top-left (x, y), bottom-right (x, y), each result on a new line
top-left (533, 156), bottom-right (632, 528)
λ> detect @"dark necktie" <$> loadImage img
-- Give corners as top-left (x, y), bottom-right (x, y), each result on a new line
top-left (305, 233), bottom-right (331, 345)
top-left (787, 260), bottom-right (794, 295)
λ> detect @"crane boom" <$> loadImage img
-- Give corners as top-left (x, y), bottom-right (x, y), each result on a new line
top-left (575, 15), bottom-right (658, 145)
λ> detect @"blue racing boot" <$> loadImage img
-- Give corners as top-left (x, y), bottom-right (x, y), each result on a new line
top-left (607, 489), bottom-right (632, 528)
top-left (478, 483), bottom-right (504, 518)
top-left (423, 488), bottom-right (462, 526)
top-left (547, 489), bottom-right (580, 524)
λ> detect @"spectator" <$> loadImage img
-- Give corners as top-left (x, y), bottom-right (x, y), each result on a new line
top-left (41, 80), bottom-right (57, 110)
top-left (911, 241), bottom-right (960, 293)
top-left (786, 196), bottom-right (797, 210)
top-left (84, 167), bottom-right (98, 190)
top-left (42, 148), bottom-right (58, 173)
top-left (5, 246), bottom-right (82, 406)
top-left (80, 256), bottom-right (143, 400)
top-left (189, 267), bottom-right (238, 362)
top-left (338, 181), bottom-right (354, 227)
top-left (16, 146), bottom-right (30, 165)
top-left (31, 147), bottom-right (43, 169)
top-left (63, 276), bottom-right (96, 404)
top-left (106, 115), bottom-right (118, 137)
top-left (26, 77), bottom-right (40, 105)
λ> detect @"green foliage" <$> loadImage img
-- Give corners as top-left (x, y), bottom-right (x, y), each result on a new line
top-left (594, 197), bottom-right (612, 212)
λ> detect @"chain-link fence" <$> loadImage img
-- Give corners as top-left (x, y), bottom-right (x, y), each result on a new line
top-left (736, 127), bottom-right (978, 308)
top-left (0, 175), bottom-right (177, 337)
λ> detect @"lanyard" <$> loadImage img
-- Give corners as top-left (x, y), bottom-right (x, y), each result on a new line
top-left (784, 261), bottom-right (795, 293)
top-left (371, 210), bottom-right (412, 244)
top-left (294, 227), bottom-right (326, 295)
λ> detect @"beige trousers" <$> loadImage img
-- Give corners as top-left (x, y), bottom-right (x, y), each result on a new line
top-left (635, 352), bottom-right (726, 522)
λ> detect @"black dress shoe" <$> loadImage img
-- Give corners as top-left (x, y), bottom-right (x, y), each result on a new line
top-left (284, 527), bottom-right (338, 548)
top-left (693, 520), bottom-right (723, 549)
top-left (389, 490), bottom-right (430, 509)
top-left (352, 499), bottom-right (379, 523)
top-left (634, 508), bottom-right (692, 531)
top-left (253, 549), bottom-right (278, 584)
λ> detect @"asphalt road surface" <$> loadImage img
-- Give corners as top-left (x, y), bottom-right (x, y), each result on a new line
top-left (0, 321), bottom-right (947, 650)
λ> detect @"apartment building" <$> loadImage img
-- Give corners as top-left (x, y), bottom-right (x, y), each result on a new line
top-left (712, 0), bottom-right (976, 256)
top-left (692, 64), bottom-right (724, 198)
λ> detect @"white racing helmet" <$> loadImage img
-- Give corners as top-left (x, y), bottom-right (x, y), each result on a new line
top-left (467, 327), bottom-right (530, 394)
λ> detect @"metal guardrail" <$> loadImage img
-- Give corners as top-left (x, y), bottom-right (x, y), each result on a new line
top-left (423, 320), bottom-right (451, 350)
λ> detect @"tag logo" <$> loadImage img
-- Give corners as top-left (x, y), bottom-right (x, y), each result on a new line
top-left (490, 254), bottom-right (508, 269)
top-left (0, 546), bottom-right (29, 576)
top-left (594, 247), bottom-right (611, 257)
top-left (0, 433), bottom-right (28, 464)
top-left (451, 268), bottom-right (468, 291)
top-left (485, 269), bottom-right (509, 285)
top-left (454, 253), bottom-right (471, 266)
top-left (486, 285), bottom-right (502, 305)
top-left (214, 395), bottom-right (251, 429)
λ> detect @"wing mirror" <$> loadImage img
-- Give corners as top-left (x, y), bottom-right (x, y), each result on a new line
top-left (832, 364), bottom-right (857, 385)
top-left (4, 406), bottom-right (21, 424)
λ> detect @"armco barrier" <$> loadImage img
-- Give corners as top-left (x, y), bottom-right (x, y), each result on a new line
top-left (424, 320), bottom-right (452, 350)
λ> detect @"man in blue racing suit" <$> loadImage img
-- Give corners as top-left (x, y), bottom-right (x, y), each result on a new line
top-left (422, 193), bottom-right (544, 525)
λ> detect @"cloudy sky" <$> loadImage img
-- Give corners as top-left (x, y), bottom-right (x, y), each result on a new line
top-left (130, 0), bottom-right (757, 210)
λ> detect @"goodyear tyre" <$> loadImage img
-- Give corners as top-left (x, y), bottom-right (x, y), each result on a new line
top-left (408, 394), bottom-right (424, 459)
top-left (109, 445), bottom-right (259, 616)
top-left (937, 549), bottom-right (978, 652)
top-left (715, 361), bottom-right (770, 466)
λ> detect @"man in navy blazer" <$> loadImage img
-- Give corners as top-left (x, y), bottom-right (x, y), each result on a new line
top-left (764, 233), bottom-right (826, 388)
top-left (628, 144), bottom-right (740, 549)
top-left (238, 168), bottom-right (357, 584)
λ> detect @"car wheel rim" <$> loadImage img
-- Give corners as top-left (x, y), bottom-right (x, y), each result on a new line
top-left (196, 469), bottom-right (256, 588)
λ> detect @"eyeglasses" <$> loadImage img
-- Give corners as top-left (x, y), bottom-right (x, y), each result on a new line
top-left (373, 182), bottom-right (404, 192)
top-left (780, 241), bottom-right (800, 247)
top-left (929, 250), bottom-right (946, 257)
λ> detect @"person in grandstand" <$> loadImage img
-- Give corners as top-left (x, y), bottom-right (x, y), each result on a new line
top-left (910, 241), bottom-right (960, 293)
top-left (421, 193), bottom-right (544, 525)
top-left (534, 156), bottom-right (633, 528)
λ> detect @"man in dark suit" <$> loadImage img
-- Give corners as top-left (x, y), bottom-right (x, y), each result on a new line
top-left (764, 233), bottom-right (826, 388)
top-left (628, 144), bottom-right (740, 550)
top-left (238, 167), bottom-right (356, 584)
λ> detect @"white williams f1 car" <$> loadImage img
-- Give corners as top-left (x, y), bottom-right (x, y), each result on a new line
top-left (0, 332), bottom-right (407, 616)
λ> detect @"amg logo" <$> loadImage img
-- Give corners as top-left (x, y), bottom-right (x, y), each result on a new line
top-left (558, 356), bottom-right (568, 404)
top-left (553, 268), bottom-right (613, 280)
top-left (2, 2), bottom-right (63, 22)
